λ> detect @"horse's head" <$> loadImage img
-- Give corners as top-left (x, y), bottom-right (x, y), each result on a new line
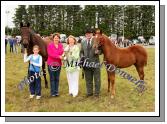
top-left (20, 22), bottom-right (31, 48)
top-left (93, 29), bottom-right (105, 50)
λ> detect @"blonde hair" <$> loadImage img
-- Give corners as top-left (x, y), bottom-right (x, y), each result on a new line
top-left (33, 45), bottom-right (40, 50)
top-left (66, 35), bottom-right (77, 44)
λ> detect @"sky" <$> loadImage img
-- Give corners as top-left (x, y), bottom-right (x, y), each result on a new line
top-left (5, 5), bottom-right (18, 28)
top-left (5, 5), bottom-right (84, 28)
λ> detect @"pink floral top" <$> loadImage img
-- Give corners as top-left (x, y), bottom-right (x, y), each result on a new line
top-left (47, 42), bottom-right (64, 66)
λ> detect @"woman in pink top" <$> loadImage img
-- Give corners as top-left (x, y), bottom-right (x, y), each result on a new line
top-left (47, 33), bottom-right (64, 97)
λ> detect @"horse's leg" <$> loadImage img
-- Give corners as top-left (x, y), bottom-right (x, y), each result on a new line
top-left (27, 62), bottom-right (30, 77)
top-left (42, 61), bottom-right (48, 88)
top-left (110, 72), bottom-right (116, 99)
top-left (135, 65), bottom-right (144, 80)
top-left (111, 72), bottom-right (116, 99)
top-left (107, 72), bottom-right (110, 92)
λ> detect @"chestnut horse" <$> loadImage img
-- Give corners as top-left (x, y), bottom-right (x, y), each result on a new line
top-left (93, 30), bottom-right (147, 99)
top-left (20, 22), bottom-right (51, 88)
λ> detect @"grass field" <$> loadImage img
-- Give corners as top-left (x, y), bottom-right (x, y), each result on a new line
top-left (5, 45), bottom-right (155, 112)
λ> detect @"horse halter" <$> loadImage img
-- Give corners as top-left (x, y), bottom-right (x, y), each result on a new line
top-left (21, 28), bottom-right (34, 48)
top-left (95, 35), bottom-right (103, 49)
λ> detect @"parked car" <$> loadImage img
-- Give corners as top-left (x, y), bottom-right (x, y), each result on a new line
top-left (132, 39), bottom-right (139, 44)
top-left (6, 35), bottom-right (12, 39)
top-left (75, 37), bottom-right (79, 42)
top-left (60, 34), bottom-right (67, 43)
top-left (149, 36), bottom-right (155, 45)
top-left (16, 35), bottom-right (22, 44)
top-left (79, 36), bottom-right (86, 43)
top-left (138, 36), bottom-right (146, 44)
top-left (110, 34), bottom-right (117, 41)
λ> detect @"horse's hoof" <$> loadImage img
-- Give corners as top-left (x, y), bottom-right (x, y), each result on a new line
top-left (111, 95), bottom-right (114, 99)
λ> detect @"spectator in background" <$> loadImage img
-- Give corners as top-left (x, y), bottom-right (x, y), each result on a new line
top-left (9, 36), bottom-right (14, 53)
top-left (5, 36), bottom-right (8, 54)
top-left (13, 36), bottom-right (18, 54)
top-left (16, 37), bottom-right (21, 46)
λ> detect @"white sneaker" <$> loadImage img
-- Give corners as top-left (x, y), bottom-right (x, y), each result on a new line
top-left (73, 95), bottom-right (77, 98)
top-left (36, 96), bottom-right (41, 100)
top-left (29, 95), bottom-right (35, 99)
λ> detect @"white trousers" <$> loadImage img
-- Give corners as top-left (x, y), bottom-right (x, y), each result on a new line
top-left (66, 70), bottom-right (79, 97)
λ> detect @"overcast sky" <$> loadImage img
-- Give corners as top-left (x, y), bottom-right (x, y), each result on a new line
top-left (5, 5), bottom-right (18, 28)
top-left (5, 5), bottom-right (84, 28)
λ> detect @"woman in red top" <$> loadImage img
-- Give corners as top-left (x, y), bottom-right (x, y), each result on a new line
top-left (47, 33), bottom-right (64, 97)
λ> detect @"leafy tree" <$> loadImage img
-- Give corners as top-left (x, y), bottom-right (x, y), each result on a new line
top-left (13, 5), bottom-right (28, 28)
top-left (5, 26), bottom-right (12, 35)
top-left (12, 5), bottom-right (155, 38)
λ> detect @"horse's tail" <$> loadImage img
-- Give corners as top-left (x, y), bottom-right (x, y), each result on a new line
top-left (144, 48), bottom-right (148, 66)
top-left (144, 60), bottom-right (147, 66)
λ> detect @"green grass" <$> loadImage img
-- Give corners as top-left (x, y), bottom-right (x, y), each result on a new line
top-left (5, 46), bottom-right (155, 112)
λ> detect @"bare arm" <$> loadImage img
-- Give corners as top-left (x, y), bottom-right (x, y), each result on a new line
top-left (24, 49), bottom-right (32, 62)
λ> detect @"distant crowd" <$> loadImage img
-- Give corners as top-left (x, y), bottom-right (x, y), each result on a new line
top-left (5, 35), bottom-right (22, 54)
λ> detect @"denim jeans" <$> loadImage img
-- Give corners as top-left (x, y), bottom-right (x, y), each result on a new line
top-left (10, 45), bottom-right (13, 53)
top-left (48, 65), bottom-right (61, 96)
top-left (29, 71), bottom-right (41, 96)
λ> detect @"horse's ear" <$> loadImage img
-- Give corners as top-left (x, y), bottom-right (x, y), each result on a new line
top-left (27, 22), bottom-right (30, 27)
top-left (95, 29), bottom-right (102, 35)
top-left (20, 22), bottom-right (23, 27)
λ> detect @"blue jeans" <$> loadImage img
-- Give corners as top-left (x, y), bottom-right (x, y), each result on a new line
top-left (29, 71), bottom-right (41, 96)
top-left (10, 45), bottom-right (13, 53)
top-left (48, 65), bottom-right (61, 96)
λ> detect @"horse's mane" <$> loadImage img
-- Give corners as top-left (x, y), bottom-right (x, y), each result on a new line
top-left (102, 34), bottom-right (117, 48)
top-left (30, 29), bottom-right (45, 46)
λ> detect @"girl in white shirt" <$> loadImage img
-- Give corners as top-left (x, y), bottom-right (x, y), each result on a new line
top-left (24, 45), bottom-right (42, 100)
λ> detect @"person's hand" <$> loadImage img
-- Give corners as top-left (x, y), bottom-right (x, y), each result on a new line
top-left (64, 56), bottom-right (67, 60)
top-left (24, 48), bottom-right (27, 54)
top-left (95, 49), bottom-right (99, 54)
top-left (64, 45), bottom-right (69, 52)
top-left (62, 53), bottom-right (65, 57)
top-left (59, 56), bottom-right (63, 60)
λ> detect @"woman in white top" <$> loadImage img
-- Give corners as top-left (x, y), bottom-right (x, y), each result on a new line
top-left (64, 35), bottom-right (80, 97)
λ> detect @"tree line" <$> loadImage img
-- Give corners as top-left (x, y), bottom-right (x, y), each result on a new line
top-left (6, 5), bottom-right (155, 39)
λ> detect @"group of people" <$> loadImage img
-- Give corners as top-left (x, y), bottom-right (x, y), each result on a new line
top-left (5, 35), bottom-right (20, 54)
top-left (24, 29), bottom-right (102, 100)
